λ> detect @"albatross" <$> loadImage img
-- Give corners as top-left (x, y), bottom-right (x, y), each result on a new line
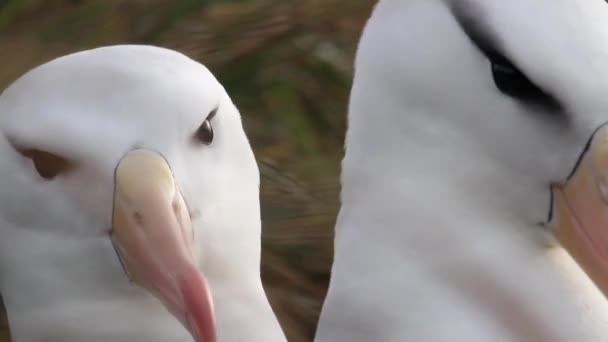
top-left (316, 0), bottom-right (608, 341)
top-left (0, 45), bottom-right (286, 342)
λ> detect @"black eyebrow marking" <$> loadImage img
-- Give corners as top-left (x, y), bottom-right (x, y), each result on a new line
top-left (207, 106), bottom-right (218, 120)
top-left (448, 0), bottom-right (565, 113)
top-left (449, 0), bottom-right (500, 61)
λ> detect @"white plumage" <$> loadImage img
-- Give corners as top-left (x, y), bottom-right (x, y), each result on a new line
top-left (316, 1), bottom-right (608, 341)
top-left (0, 45), bottom-right (285, 342)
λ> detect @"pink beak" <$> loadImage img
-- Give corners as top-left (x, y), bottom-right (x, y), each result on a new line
top-left (549, 125), bottom-right (608, 294)
top-left (111, 149), bottom-right (216, 342)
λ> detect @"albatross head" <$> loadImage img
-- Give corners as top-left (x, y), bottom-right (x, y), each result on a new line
top-left (317, 0), bottom-right (608, 340)
top-left (0, 45), bottom-right (284, 342)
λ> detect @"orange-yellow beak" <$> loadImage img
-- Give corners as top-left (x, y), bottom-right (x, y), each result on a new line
top-left (111, 149), bottom-right (216, 342)
top-left (549, 125), bottom-right (608, 294)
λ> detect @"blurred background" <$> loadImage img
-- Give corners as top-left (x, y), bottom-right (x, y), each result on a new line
top-left (0, 1), bottom-right (376, 341)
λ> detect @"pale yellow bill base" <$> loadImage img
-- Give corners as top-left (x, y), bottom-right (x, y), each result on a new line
top-left (111, 149), bottom-right (216, 342)
top-left (549, 125), bottom-right (608, 294)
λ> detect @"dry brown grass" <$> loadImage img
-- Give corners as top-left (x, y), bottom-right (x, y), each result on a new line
top-left (0, 1), bottom-right (375, 341)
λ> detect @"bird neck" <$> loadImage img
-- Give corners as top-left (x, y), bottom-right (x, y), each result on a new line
top-left (0, 229), bottom-right (188, 341)
top-left (0, 225), bottom-right (285, 342)
top-left (323, 146), bottom-right (608, 341)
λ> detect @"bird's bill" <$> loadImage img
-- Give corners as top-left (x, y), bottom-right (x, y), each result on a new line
top-left (111, 149), bottom-right (215, 342)
top-left (549, 125), bottom-right (608, 294)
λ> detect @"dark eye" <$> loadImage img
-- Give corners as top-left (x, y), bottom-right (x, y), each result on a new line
top-left (12, 144), bottom-right (73, 180)
top-left (489, 52), bottom-right (555, 103)
top-left (451, 8), bottom-right (562, 110)
top-left (195, 108), bottom-right (217, 145)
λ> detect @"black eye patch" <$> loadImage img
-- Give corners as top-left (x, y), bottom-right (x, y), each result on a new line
top-left (450, 2), bottom-right (563, 112)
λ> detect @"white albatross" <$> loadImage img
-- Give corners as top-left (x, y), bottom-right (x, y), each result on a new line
top-left (316, 0), bottom-right (608, 341)
top-left (0, 45), bottom-right (286, 342)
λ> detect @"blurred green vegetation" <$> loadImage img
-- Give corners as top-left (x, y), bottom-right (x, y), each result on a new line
top-left (0, 0), bottom-right (375, 341)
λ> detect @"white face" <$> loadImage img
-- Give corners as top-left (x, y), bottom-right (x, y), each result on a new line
top-left (351, 0), bottom-right (608, 182)
top-left (0, 45), bottom-right (261, 341)
top-left (344, 0), bottom-right (608, 294)
top-left (346, 0), bottom-right (608, 206)
top-left (0, 45), bottom-right (259, 235)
